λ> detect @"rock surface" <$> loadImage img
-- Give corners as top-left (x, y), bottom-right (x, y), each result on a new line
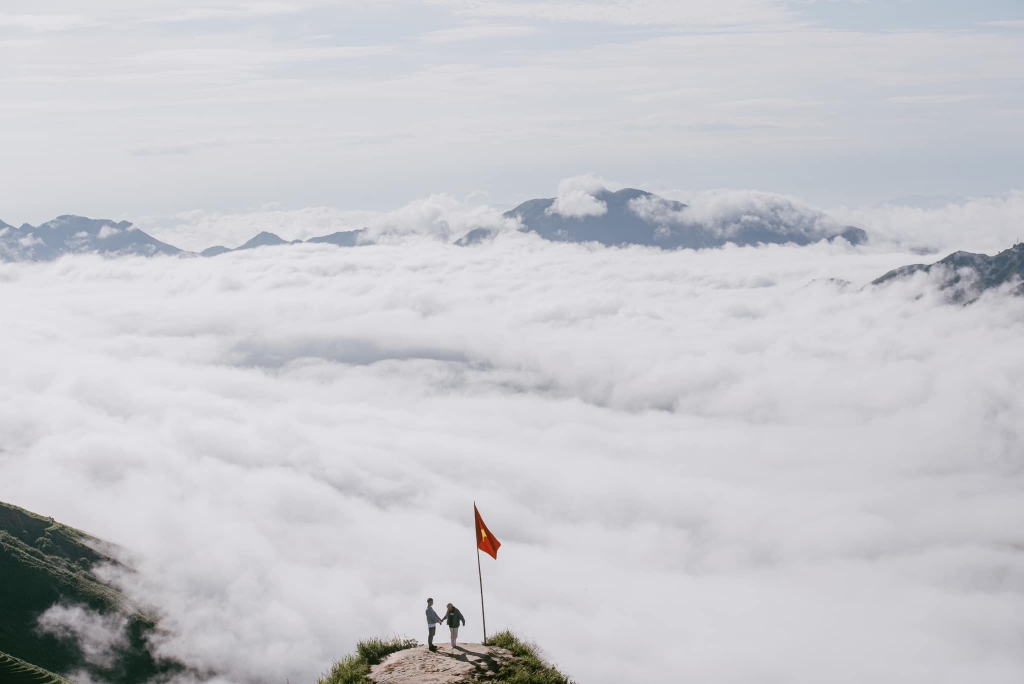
top-left (369, 644), bottom-right (512, 684)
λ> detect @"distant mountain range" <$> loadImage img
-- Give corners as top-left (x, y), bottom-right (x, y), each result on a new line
top-left (0, 216), bottom-right (368, 262)
top-left (1, 189), bottom-right (868, 262)
top-left (0, 216), bottom-right (181, 261)
top-left (199, 229), bottom-right (367, 256)
top-left (460, 188), bottom-right (867, 248)
top-left (4, 199), bottom-right (1022, 301)
top-left (873, 242), bottom-right (1024, 302)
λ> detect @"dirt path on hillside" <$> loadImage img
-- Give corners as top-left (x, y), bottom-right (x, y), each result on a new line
top-left (368, 643), bottom-right (512, 684)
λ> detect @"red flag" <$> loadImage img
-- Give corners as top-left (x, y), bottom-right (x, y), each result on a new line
top-left (475, 504), bottom-right (501, 560)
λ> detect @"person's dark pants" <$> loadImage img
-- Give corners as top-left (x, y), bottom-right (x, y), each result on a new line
top-left (428, 626), bottom-right (436, 648)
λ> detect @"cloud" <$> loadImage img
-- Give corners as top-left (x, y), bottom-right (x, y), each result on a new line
top-left (431, 0), bottom-right (793, 28)
top-left (131, 136), bottom-right (281, 157)
top-left (979, 20), bottom-right (1024, 29)
top-left (36, 603), bottom-right (130, 669)
top-left (132, 140), bottom-right (233, 157)
top-left (137, 44), bottom-right (394, 70)
top-left (97, 225), bottom-right (122, 239)
top-left (144, 206), bottom-right (375, 251)
top-left (144, 2), bottom-right (319, 24)
top-left (0, 13), bottom-right (96, 32)
top-left (2, 228), bottom-right (1024, 684)
top-left (627, 187), bottom-right (1024, 254)
top-left (359, 193), bottom-right (516, 242)
top-left (630, 188), bottom-right (843, 242)
top-left (419, 23), bottom-right (539, 44)
top-left (887, 94), bottom-right (982, 105)
top-left (832, 191), bottom-right (1024, 254)
top-left (545, 174), bottom-right (619, 218)
top-left (144, 195), bottom-right (519, 251)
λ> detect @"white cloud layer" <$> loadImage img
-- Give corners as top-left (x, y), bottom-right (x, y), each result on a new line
top-left (36, 604), bottom-right (129, 669)
top-left (631, 189), bottom-right (842, 241)
top-left (2, 232), bottom-right (1024, 684)
top-left (545, 174), bottom-right (620, 218)
top-left (144, 195), bottom-right (518, 252)
top-left (833, 190), bottom-right (1024, 254)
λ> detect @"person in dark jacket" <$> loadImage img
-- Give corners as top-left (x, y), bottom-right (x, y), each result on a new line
top-left (443, 603), bottom-right (466, 648)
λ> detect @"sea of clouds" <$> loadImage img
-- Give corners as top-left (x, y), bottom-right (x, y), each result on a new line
top-left (2, 196), bottom-right (1024, 684)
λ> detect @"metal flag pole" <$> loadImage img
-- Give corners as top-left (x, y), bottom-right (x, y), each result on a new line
top-left (475, 501), bottom-right (488, 643)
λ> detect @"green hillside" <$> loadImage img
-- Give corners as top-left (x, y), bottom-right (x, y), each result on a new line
top-left (0, 650), bottom-right (72, 684)
top-left (0, 500), bottom-right (178, 683)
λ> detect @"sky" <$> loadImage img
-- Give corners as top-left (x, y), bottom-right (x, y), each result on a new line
top-left (2, 0), bottom-right (1024, 224)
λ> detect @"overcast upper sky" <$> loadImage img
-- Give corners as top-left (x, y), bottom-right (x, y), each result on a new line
top-left (2, 0), bottom-right (1023, 224)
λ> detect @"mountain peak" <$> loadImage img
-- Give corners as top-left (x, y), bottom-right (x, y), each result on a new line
top-left (492, 187), bottom-right (861, 249)
top-left (235, 231), bottom-right (301, 251)
top-left (593, 187), bottom-right (653, 202)
top-left (0, 215), bottom-right (180, 261)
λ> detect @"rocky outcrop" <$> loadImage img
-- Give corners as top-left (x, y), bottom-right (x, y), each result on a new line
top-left (369, 644), bottom-right (512, 684)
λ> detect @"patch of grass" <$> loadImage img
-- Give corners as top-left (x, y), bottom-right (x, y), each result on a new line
top-left (0, 650), bottom-right (73, 684)
top-left (356, 636), bottom-right (419, 666)
top-left (484, 631), bottom-right (574, 684)
top-left (317, 653), bottom-right (370, 684)
top-left (318, 636), bottom-right (419, 684)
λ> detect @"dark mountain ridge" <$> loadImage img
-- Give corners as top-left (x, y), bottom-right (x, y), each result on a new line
top-left (306, 228), bottom-right (367, 247)
top-left (873, 242), bottom-right (1024, 302)
top-left (457, 188), bottom-right (866, 248)
top-left (235, 230), bottom-right (303, 250)
top-left (506, 188), bottom-right (690, 246)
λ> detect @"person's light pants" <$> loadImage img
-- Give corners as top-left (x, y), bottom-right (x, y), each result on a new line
top-left (449, 627), bottom-right (459, 647)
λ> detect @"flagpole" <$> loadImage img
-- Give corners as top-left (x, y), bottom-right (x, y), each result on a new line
top-left (475, 501), bottom-right (488, 643)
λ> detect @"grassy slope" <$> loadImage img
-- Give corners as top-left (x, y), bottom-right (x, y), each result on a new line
top-left (318, 636), bottom-right (422, 684)
top-left (484, 632), bottom-right (574, 684)
top-left (0, 500), bottom-right (175, 683)
top-left (0, 650), bottom-right (73, 684)
top-left (318, 632), bottom-right (574, 684)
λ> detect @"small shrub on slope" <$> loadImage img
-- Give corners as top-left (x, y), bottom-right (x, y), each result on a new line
top-left (318, 636), bottom-right (419, 684)
top-left (484, 631), bottom-right (573, 684)
top-left (357, 637), bottom-right (419, 666)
